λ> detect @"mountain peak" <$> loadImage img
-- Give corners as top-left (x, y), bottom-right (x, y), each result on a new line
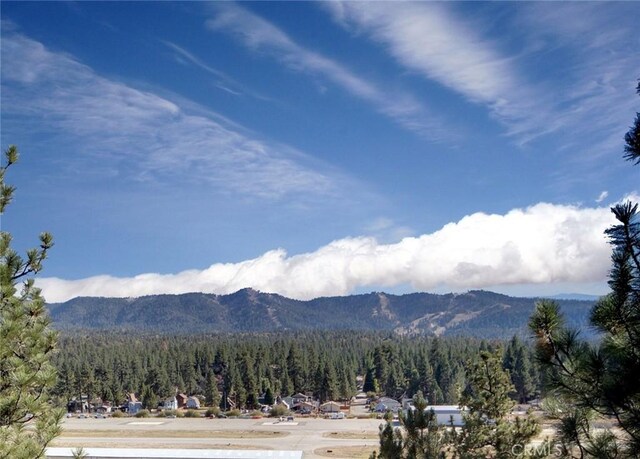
top-left (46, 290), bottom-right (596, 338)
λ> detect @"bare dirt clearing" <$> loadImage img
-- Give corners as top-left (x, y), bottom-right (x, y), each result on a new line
top-left (51, 440), bottom-right (269, 450)
top-left (314, 445), bottom-right (377, 458)
top-left (59, 429), bottom-right (287, 438)
top-left (323, 431), bottom-right (378, 440)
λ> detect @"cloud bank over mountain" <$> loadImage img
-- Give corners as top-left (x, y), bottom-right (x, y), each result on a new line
top-left (38, 199), bottom-right (624, 303)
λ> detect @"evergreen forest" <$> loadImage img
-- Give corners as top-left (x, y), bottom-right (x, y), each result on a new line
top-left (50, 331), bottom-right (540, 411)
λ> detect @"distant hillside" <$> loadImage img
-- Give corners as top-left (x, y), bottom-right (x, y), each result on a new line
top-left (46, 289), bottom-right (599, 338)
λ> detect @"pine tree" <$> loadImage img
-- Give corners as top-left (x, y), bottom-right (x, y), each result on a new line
top-left (54, 361), bottom-right (76, 407)
top-left (140, 384), bottom-right (157, 410)
top-left (512, 345), bottom-right (535, 404)
top-left (145, 367), bottom-right (172, 401)
top-left (371, 391), bottom-right (446, 459)
top-left (263, 386), bottom-right (275, 406)
top-left (370, 421), bottom-right (404, 459)
top-left (448, 350), bottom-right (541, 459)
top-left (204, 371), bottom-right (221, 408)
top-left (404, 392), bottom-right (446, 459)
top-left (373, 345), bottom-right (390, 395)
top-left (286, 343), bottom-right (306, 393)
top-left (529, 83), bottom-right (640, 457)
top-left (0, 145), bottom-right (63, 459)
top-left (623, 80), bottom-right (640, 164)
top-left (504, 336), bottom-right (536, 403)
top-left (363, 367), bottom-right (376, 393)
top-left (77, 363), bottom-right (95, 409)
top-left (318, 360), bottom-right (338, 403)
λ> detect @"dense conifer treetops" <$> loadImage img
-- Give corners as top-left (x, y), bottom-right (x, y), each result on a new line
top-left (51, 331), bottom-right (540, 411)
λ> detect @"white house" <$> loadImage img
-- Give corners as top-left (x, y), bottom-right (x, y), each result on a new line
top-left (186, 396), bottom-right (201, 409)
top-left (374, 397), bottom-right (402, 413)
top-left (405, 405), bottom-right (466, 426)
top-left (162, 396), bottom-right (178, 410)
top-left (426, 405), bottom-right (465, 426)
top-left (320, 401), bottom-right (341, 413)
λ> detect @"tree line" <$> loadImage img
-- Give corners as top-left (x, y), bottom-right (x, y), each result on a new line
top-left (50, 331), bottom-right (540, 411)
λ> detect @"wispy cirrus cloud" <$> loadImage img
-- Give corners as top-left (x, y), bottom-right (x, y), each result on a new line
top-left (162, 40), bottom-right (273, 101)
top-left (325, 1), bottom-right (640, 187)
top-left (595, 191), bottom-right (609, 204)
top-left (323, 2), bottom-right (548, 141)
top-left (205, 3), bottom-right (453, 143)
top-left (326, 2), bottom-right (513, 105)
top-left (324, 2), bottom-right (639, 149)
top-left (39, 199), bottom-right (620, 303)
top-left (1, 29), bottom-right (352, 200)
top-left (514, 3), bottom-right (640, 161)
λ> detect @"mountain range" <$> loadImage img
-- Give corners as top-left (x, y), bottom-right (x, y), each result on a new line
top-left (46, 289), bottom-right (599, 339)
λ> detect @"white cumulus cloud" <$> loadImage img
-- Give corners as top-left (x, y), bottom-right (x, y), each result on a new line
top-left (37, 200), bottom-right (621, 303)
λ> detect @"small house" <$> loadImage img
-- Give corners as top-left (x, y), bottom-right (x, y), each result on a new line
top-left (176, 393), bottom-right (188, 409)
top-left (404, 405), bottom-right (466, 426)
top-left (296, 401), bottom-right (317, 414)
top-left (426, 405), bottom-right (465, 426)
top-left (320, 401), bottom-right (341, 413)
top-left (186, 396), bottom-right (201, 409)
top-left (162, 396), bottom-right (178, 410)
top-left (126, 393), bottom-right (142, 414)
top-left (291, 393), bottom-right (310, 405)
top-left (374, 397), bottom-right (402, 413)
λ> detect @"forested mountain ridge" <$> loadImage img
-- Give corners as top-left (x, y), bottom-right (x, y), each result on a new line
top-left (47, 289), bottom-right (595, 338)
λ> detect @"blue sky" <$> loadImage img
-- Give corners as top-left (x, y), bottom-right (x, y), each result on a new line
top-left (1, 2), bottom-right (638, 302)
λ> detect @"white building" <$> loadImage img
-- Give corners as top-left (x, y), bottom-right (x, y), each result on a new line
top-left (405, 405), bottom-right (466, 426)
top-left (186, 396), bottom-right (201, 409)
top-left (162, 396), bottom-right (178, 410)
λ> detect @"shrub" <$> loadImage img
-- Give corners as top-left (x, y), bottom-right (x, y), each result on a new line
top-left (184, 409), bottom-right (200, 418)
top-left (269, 405), bottom-right (289, 417)
top-left (111, 411), bottom-right (124, 418)
top-left (205, 407), bottom-right (220, 418)
top-left (135, 409), bottom-right (150, 418)
top-left (250, 410), bottom-right (263, 418)
top-left (227, 409), bottom-right (241, 417)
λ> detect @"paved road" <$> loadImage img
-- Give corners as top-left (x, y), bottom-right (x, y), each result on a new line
top-left (55, 417), bottom-right (384, 458)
